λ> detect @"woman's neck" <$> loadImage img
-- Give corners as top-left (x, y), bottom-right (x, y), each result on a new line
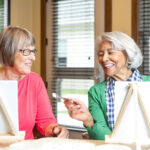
top-left (0, 67), bottom-right (25, 81)
top-left (112, 69), bottom-right (133, 81)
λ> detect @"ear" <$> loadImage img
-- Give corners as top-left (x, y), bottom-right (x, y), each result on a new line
top-left (123, 51), bottom-right (130, 68)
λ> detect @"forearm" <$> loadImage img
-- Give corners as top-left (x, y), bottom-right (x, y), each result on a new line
top-left (86, 123), bottom-right (112, 140)
top-left (83, 112), bottom-right (94, 128)
top-left (44, 123), bottom-right (58, 137)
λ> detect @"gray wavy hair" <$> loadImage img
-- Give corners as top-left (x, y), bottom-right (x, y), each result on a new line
top-left (96, 31), bottom-right (143, 69)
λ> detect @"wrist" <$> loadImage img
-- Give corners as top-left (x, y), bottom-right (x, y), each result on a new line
top-left (44, 123), bottom-right (58, 137)
top-left (83, 114), bottom-right (94, 128)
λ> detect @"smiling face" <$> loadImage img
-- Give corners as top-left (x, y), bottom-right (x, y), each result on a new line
top-left (12, 45), bottom-right (36, 76)
top-left (98, 41), bottom-right (132, 81)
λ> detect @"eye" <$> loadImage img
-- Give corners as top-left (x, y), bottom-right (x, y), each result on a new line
top-left (108, 51), bottom-right (113, 55)
top-left (98, 51), bottom-right (104, 57)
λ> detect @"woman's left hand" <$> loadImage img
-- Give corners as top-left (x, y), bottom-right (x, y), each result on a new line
top-left (44, 124), bottom-right (69, 138)
top-left (53, 126), bottom-right (69, 138)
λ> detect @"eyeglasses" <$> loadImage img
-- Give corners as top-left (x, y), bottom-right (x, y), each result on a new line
top-left (19, 49), bottom-right (38, 56)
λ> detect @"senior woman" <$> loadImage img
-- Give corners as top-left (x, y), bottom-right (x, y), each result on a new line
top-left (0, 26), bottom-right (69, 139)
top-left (64, 31), bottom-right (150, 140)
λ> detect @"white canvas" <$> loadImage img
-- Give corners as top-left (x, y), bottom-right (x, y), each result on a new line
top-left (0, 80), bottom-right (18, 134)
top-left (114, 82), bottom-right (150, 140)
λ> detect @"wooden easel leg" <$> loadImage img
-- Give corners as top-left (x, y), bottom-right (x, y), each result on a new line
top-left (112, 84), bottom-right (133, 137)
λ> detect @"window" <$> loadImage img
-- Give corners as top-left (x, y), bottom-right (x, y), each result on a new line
top-left (138, 0), bottom-right (150, 75)
top-left (0, 0), bottom-right (9, 31)
top-left (46, 0), bottom-right (95, 129)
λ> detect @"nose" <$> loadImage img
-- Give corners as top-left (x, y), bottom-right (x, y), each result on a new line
top-left (101, 53), bottom-right (109, 62)
top-left (29, 52), bottom-right (36, 61)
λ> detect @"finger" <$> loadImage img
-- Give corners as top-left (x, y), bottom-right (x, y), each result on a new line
top-left (64, 98), bottom-right (80, 105)
top-left (55, 127), bottom-right (69, 138)
top-left (70, 98), bottom-right (84, 105)
top-left (57, 130), bottom-right (68, 138)
top-left (72, 104), bottom-right (81, 109)
top-left (67, 109), bottom-right (72, 116)
top-left (53, 126), bottom-right (61, 135)
top-left (64, 100), bottom-right (75, 108)
top-left (64, 98), bottom-right (74, 104)
top-left (68, 105), bottom-right (81, 113)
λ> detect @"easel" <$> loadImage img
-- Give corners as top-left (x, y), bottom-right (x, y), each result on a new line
top-left (105, 83), bottom-right (150, 150)
top-left (0, 96), bottom-right (25, 146)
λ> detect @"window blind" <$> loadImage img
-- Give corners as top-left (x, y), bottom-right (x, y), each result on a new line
top-left (52, 0), bottom-right (94, 68)
top-left (138, 0), bottom-right (150, 75)
top-left (0, 0), bottom-right (9, 31)
top-left (49, 0), bottom-right (95, 128)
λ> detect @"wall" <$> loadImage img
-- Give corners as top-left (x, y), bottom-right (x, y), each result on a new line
top-left (10, 0), bottom-right (132, 75)
top-left (112, 0), bottom-right (131, 36)
top-left (10, 0), bottom-right (41, 75)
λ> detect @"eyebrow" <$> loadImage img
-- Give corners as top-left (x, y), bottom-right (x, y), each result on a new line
top-left (98, 48), bottom-right (113, 51)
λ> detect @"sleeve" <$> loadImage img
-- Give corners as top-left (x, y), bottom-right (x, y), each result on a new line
top-left (86, 85), bottom-right (112, 140)
top-left (35, 76), bottom-right (57, 136)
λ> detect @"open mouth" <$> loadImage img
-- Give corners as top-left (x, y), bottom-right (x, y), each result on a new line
top-left (104, 63), bottom-right (115, 68)
top-left (25, 63), bottom-right (32, 67)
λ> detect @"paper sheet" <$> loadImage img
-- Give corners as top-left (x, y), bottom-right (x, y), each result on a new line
top-left (0, 81), bottom-right (18, 134)
top-left (114, 82), bottom-right (150, 140)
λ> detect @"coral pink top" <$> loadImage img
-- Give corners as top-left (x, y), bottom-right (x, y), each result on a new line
top-left (18, 72), bottom-right (57, 139)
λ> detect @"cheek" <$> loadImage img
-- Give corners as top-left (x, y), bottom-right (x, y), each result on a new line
top-left (115, 55), bottom-right (127, 66)
top-left (15, 54), bottom-right (25, 63)
top-left (14, 56), bottom-right (25, 68)
top-left (98, 57), bottom-right (102, 64)
top-left (112, 53), bottom-right (125, 62)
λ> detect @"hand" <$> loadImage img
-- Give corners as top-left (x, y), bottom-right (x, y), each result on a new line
top-left (53, 126), bottom-right (69, 138)
top-left (64, 98), bottom-right (94, 128)
top-left (44, 124), bottom-right (69, 138)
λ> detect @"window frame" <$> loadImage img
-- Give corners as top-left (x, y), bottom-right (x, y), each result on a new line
top-left (133, 0), bottom-right (150, 75)
top-left (47, 0), bottom-right (95, 129)
top-left (0, 0), bottom-right (10, 31)
top-left (45, 0), bottom-right (105, 130)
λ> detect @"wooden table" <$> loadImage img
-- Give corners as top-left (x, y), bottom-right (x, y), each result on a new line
top-left (0, 137), bottom-right (105, 150)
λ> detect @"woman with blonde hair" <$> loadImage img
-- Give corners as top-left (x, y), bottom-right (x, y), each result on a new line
top-left (0, 26), bottom-right (69, 139)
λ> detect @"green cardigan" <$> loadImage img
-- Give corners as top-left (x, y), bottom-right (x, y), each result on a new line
top-left (86, 75), bottom-right (150, 140)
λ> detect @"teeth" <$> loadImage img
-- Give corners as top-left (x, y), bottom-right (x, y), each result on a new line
top-left (105, 64), bottom-right (114, 68)
top-left (26, 63), bottom-right (32, 67)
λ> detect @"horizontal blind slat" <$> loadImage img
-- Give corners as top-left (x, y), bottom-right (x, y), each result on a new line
top-left (50, 0), bottom-right (95, 128)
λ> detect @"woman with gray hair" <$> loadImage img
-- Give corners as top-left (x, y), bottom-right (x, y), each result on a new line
top-left (64, 31), bottom-right (150, 140)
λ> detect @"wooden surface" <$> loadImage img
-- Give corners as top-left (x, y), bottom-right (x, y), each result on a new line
top-left (0, 137), bottom-right (105, 150)
top-left (0, 132), bottom-right (25, 147)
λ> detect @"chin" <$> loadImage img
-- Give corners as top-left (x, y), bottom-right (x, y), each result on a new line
top-left (105, 72), bottom-right (114, 77)
top-left (24, 70), bottom-right (31, 75)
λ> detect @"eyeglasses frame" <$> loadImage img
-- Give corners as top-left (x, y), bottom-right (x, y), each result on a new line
top-left (18, 49), bottom-right (38, 56)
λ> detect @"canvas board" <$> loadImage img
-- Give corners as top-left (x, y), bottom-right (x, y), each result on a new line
top-left (0, 80), bottom-right (18, 134)
top-left (114, 82), bottom-right (150, 140)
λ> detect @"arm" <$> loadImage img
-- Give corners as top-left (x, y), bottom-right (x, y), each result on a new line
top-left (35, 75), bottom-right (68, 138)
top-left (64, 82), bottom-right (112, 140)
top-left (44, 124), bottom-right (69, 138)
top-left (86, 84), bottom-right (112, 140)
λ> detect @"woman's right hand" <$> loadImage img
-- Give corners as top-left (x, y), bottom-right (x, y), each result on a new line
top-left (64, 98), bottom-right (94, 128)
